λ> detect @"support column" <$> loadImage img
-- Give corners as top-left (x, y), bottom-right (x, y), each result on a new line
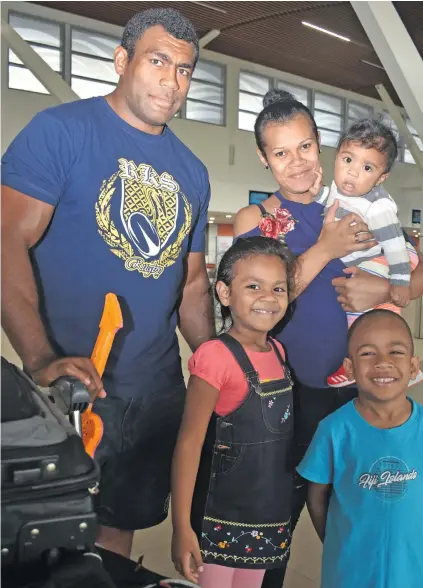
top-left (351, 2), bottom-right (423, 141)
top-left (376, 84), bottom-right (423, 176)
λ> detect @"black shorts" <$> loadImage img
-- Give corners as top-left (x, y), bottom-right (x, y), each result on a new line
top-left (291, 381), bottom-right (358, 523)
top-left (92, 378), bottom-right (186, 531)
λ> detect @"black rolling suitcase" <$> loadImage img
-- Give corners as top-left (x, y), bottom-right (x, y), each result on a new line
top-left (1, 358), bottom-right (198, 588)
top-left (1, 357), bottom-right (99, 568)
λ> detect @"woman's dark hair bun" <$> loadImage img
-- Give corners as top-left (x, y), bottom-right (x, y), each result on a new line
top-left (263, 88), bottom-right (295, 108)
top-left (255, 87), bottom-right (318, 155)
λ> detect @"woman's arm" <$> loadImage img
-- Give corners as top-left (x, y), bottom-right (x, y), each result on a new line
top-left (332, 251), bottom-right (423, 312)
top-left (234, 202), bottom-right (376, 300)
top-left (233, 202), bottom-right (376, 301)
top-left (307, 482), bottom-right (332, 542)
top-left (171, 375), bottom-right (219, 581)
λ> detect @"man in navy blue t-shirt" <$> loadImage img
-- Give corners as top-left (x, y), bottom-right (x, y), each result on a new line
top-left (1, 8), bottom-right (214, 557)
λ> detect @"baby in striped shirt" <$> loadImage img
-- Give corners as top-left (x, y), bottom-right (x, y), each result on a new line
top-left (316, 118), bottom-right (419, 387)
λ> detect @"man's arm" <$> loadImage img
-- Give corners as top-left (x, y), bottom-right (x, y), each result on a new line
top-left (307, 482), bottom-right (332, 542)
top-left (178, 252), bottom-right (215, 352)
top-left (1, 186), bottom-right (104, 398)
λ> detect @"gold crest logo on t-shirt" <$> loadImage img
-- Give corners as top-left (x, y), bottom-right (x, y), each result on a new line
top-left (95, 158), bottom-right (192, 279)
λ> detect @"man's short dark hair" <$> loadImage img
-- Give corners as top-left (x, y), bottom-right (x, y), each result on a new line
top-left (337, 117), bottom-right (398, 172)
top-left (121, 7), bottom-right (199, 65)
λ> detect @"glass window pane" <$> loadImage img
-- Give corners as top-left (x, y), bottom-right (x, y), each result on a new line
top-left (404, 149), bottom-right (415, 164)
top-left (314, 92), bottom-right (342, 114)
top-left (72, 54), bottom-right (118, 83)
top-left (8, 65), bottom-right (49, 94)
top-left (277, 81), bottom-right (308, 106)
top-left (186, 101), bottom-right (223, 125)
top-left (238, 111), bottom-right (256, 132)
top-left (72, 29), bottom-right (119, 59)
top-left (239, 92), bottom-right (263, 114)
top-left (405, 118), bottom-right (417, 136)
top-left (315, 111), bottom-right (342, 131)
top-left (239, 72), bottom-right (270, 95)
top-left (348, 102), bottom-right (373, 120)
top-left (319, 129), bottom-right (340, 148)
top-left (9, 47), bottom-right (61, 72)
top-left (9, 14), bottom-right (61, 47)
top-left (71, 77), bottom-right (116, 99)
top-left (406, 137), bottom-right (423, 152)
top-left (193, 60), bottom-right (224, 85)
top-left (188, 80), bottom-right (223, 105)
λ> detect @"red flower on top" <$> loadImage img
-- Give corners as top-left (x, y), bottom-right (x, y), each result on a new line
top-left (259, 208), bottom-right (296, 243)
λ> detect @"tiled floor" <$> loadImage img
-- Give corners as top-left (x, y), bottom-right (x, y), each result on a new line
top-left (131, 333), bottom-right (423, 587)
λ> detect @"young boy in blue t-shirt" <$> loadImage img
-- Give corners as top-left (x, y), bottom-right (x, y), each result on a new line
top-left (298, 309), bottom-right (423, 588)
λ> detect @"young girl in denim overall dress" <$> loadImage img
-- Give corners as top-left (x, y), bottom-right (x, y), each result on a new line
top-left (171, 236), bottom-right (295, 588)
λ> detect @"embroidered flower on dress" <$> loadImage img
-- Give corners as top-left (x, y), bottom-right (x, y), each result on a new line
top-left (245, 546), bottom-right (253, 553)
top-left (268, 399), bottom-right (274, 408)
top-left (281, 405), bottom-right (291, 424)
top-left (214, 524), bottom-right (222, 531)
top-left (251, 530), bottom-right (259, 537)
top-left (259, 207), bottom-right (296, 244)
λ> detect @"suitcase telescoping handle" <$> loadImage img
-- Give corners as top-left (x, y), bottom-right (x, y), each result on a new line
top-left (50, 376), bottom-right (91, 414)
top-left (49, 376), bottom-right (91, 437)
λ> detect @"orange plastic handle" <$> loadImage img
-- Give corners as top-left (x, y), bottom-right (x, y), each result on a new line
top-left (91, 293), bottom-right (123, 378)
top-left (82, 293), bottom-right (123, 457)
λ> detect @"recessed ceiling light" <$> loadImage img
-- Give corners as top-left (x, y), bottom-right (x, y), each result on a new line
top-left (209, 220), bottom-right (214, 224)
top-left (225, 215), bottom-right (232, 218)
top-left (302, 21), bottom-right (351, 42)
top-left (209, 217), bottom-right (215, 221)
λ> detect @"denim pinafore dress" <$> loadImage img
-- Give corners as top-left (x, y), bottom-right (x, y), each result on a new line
top-left (191, 334), bottom-right (294, 569)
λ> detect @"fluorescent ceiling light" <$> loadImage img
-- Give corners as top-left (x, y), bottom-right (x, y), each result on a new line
top-left (225, 214), bottom-right (232, 218)
top-left (302, 21), bottom-right (351, 42)
top-left (209, 217), bottom-right (215, 221)
top-left (199, 29), bottom-right (221, 49)
top-left (209, 220), bottom-right (214, 224)
top-left (192, 1), bottom-right (227, 14)
top-left (361, 59), bottom-right (385, 71)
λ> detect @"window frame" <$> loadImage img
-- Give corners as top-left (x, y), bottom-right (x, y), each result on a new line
top-left (238, 69), bottom-right (271, 132)
top-left (311, 89), bottom-right (344, 147)
top-left (7, 11), bottom-right (65, 95)
top-left (276, 79), bottom-right (311, 109)
top-left (181, 58), bottom-right (227, 127)
top-left (70, 26), bottom-right (120, 95)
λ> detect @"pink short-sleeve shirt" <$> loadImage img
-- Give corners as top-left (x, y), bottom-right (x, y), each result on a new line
top-left (188, 338), bottom-right (286, 416)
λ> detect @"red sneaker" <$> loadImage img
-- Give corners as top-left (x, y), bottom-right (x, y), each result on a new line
top-left (327, 365), bottom-right (356, 388)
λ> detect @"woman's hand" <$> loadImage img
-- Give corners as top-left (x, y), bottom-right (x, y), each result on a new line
top-left (332, 267), bottom-right (390, 312)
top-left (318, 200), bottom-right (377, 261)
top-left (309, 165), bottom-right (323, 199)
top-left (172, 527), bottom-right (204, 583)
